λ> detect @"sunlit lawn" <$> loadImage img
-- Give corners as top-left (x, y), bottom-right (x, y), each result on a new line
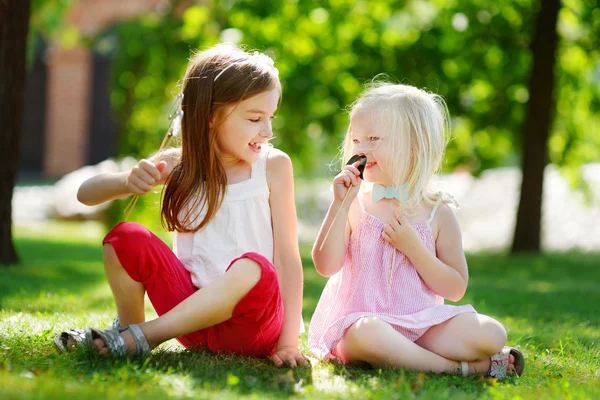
top-left (1, 221), bottom-right (598, 399)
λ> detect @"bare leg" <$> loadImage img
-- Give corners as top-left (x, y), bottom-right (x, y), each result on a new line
top-left (415, 313), bottom-right (515, 374)
top-left (94, 257), bottom-right (262, 355)
top-left (335, 317), bottom-right (462, 374)
top-left (103, 244), bottom-right (145, 326)
top-left (415, 313), bottom-right (506, 360)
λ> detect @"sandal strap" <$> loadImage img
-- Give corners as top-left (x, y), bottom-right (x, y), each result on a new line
top-left (54, 329), bottom-right (87, 353)
top-left (460, 361), bottom-right (469, 377)
top-left (488, 347), bottom-right (511, 379)
top-left (112, 315), bottom-right (121, 330)
top-left (54, 316), bottom-right (127, 355)
top-left (112, 315), bottom-right (129, 332)
top-left (86, 327), bottom-right (127, 358)
top-left (509, 347), bottom-right (525, 377)
top-left (127, 324), bottom-right (151, 357)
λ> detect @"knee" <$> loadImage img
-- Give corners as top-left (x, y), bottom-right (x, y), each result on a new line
top-left (226, 258), bottom-right (262, 293)
top-left (103, 243), bottom-right (119, 266)
top-left (105, 222), bottom-right (152, 247)
top-left (345, 317), bottom-right (390, 351)
top-left (478, 319), bottom-right (507, 355)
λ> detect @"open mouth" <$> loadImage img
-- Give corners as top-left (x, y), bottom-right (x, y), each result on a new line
top-left (249, 142), bottom-right (263, 152)
top-left (366, 161), bottom-right (377, 169)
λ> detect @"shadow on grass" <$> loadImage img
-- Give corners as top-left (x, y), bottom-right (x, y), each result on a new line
top-left (0, 238), bottom-right (106, 313)
top-left (320, 360), bottom-right (498, 398)
top-left (47, 348), bottom-right (314, 399)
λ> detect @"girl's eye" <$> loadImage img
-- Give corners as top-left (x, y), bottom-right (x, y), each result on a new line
top-left (250, 116), bottom-right (275, 122)
top-left (352, 139), bottom-right (359, 144)
top-left (369, 137), bottom-right (380, 142)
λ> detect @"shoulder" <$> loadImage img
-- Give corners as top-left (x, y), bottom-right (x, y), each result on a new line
top-left (433, 202), bottom-right (461, 239)
top-left (266, 147), bottom-right (292, 168)
top-left (435, 202), bottom-right (457, 223)
top-left (266, 147), bottom-right (293, 182)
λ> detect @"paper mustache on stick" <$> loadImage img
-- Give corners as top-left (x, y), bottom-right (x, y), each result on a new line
top-left (319, 154), bottom-right (367, 251)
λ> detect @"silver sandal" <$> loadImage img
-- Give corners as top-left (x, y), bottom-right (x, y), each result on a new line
top-left (85, 324), bottom-right (151, 358)
top-left (53, 315), bottom-right (126, 354)
top-left (53, 329), bottom-right (87, 353)
top-left (460, 346), bottom-right (525, 379)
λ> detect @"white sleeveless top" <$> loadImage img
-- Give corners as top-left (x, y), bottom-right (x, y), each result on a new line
top-left (173, 146), bottom-right (273, 288)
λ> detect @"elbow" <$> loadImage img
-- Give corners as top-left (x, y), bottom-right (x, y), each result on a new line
top-left (315, 266), bottom-right (334, 278)
top-left (313, 262), bottom-right (340, 278)
top-left (446, 292), bottom-right (465, 302)
top-left (312, 259), bottom-right (328, 277)
top-left (76, 186), bottom-right (88, 205)
top-left (77, 183), bottom-right (96, 206)
top-left (446, 284), bottom-right (467, 302)
top-left (312, 250), bottom-right (329, 277)
top-left (311, 255), bottom-right (335, 278)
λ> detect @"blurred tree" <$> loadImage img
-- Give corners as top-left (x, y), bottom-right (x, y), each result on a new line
top-left (0, 0), bottom-right (31, 265)
top-left (0, 0), bottom-right (72, 265)
top-left (63, 0), bottom-right (600, 247)
top-left (512, 0), bottom-right (561, 253)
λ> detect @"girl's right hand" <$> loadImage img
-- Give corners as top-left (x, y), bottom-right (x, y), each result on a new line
top-left (333, 161), bottom-right (362, 203)
top-left (125, 159), bottom-right (168, 195)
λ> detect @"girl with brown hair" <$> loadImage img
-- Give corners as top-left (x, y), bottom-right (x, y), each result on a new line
top-left (55, 44), bottom-right (307, 368)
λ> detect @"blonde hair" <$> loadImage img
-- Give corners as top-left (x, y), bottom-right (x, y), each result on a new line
top-left (342, 82), bottom-right (450, 210)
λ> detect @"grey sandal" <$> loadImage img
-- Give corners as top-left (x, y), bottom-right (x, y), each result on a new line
top-left (461, 346), bottom-right (525, 379)
top-left (53, 329), bottom-right (87, 353)
top-left (53, 315), bottom-right (126, 354)
top-left (85, 324), bottom-right (151, 358)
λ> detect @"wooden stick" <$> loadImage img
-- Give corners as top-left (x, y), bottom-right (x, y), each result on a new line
top-left (318, 186), bottom-right (352, 251)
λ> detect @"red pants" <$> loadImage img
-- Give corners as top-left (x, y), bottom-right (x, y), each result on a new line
top-left (102, 222), bottom-right (284, 358)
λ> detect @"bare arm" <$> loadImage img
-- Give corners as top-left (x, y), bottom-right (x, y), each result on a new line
top-left (383, 204), bottom-right (468, 301)
top-left (76, 148), bottom-right (181, 206)
top-left (312, 163), bottom-right (361, 277)
top-left (266, 149), bottom-right (307, 367)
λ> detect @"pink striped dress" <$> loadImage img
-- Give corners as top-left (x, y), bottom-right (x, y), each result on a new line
top-left (308, 194), bottom-right (476, 361)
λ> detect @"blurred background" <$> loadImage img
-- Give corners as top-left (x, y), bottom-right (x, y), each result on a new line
top-left (6, 0), bottom-right (600, 257)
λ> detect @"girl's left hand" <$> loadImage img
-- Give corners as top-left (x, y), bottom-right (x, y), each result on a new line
top-left (382, 213), bottom-right (422, 255)
top-left (270, 346), bottom-right (309, 368)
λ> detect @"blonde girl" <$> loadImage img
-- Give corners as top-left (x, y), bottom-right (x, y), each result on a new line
top-left (309, 83), bottom-right (524, 379)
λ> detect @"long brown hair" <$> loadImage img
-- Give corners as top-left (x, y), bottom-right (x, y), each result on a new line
top-left (161, 44), bottom-right (281, 232)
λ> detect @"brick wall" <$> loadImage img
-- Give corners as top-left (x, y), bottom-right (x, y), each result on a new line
top-left (43, 0), bottom-right (164, 177)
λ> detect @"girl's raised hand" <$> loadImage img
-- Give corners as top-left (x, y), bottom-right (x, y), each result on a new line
top-left (332, 161), bottom-right (362, 203)
top-left (382, 212), bottom-right (422, 255)
top-left (125, 159), bottom-right (168, 195)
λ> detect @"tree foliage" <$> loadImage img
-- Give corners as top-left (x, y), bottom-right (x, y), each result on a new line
top-left (91, 0), bottom-right (598, 180)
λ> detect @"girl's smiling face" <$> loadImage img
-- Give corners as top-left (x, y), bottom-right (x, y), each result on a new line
top-left (349, 111), bottom-right (393, 186)
top-left (214, 88), bottom-right (279, 166)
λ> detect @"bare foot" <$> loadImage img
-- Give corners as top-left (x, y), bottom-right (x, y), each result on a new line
top-left (467, 354), bottom-right (516, 376)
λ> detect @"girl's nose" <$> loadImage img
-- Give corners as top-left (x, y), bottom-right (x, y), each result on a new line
top-left (353, 143), bottom-right (372, 154)
top-left (260, 121), bottom-right (273, 138)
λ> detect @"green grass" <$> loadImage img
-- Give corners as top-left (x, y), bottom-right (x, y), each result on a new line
top-left (1, 222), bottom-right (599, 399)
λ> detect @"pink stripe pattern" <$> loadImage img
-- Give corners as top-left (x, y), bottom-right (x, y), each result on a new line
top-left (309, 210), bottom-right (476, 361)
